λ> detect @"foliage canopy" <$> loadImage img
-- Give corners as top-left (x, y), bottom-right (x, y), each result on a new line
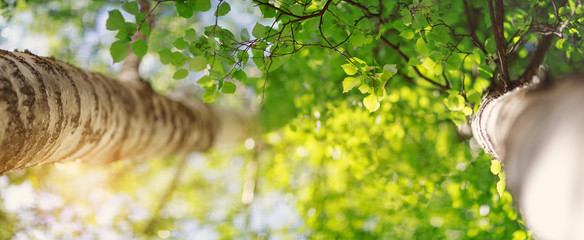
top-left (2, 0), bottom-right (584, 239)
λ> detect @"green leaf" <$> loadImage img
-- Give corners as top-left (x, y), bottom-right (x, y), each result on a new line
top-left (342, 77), bottom-right (358, 93)
top-left (203, 86), bottom-right (217, 102)
top-left (490, 160), bottom-right (501, 175)
top-left (139, 22), bottom-right (150, 36)
top-left (259, 4), bottom-right (276, 18)
top-left (363, 94), bottom-right (380, 112)
top-left (122, 1), bottom-right (139, 15)
top-left (466, 90), bottom-right (481, 105)
top-left (252, 23), bottom-right (267, 39)
top-left (341, 64), bottom-right (358, 75)
top-left (106, 10), bottom-right (125, 30)
top-left (176, 2), bottom-right (193, 18)
top-left (189, 56), bottom-right (207, 71)
top-left (416, 38), bottom-right (429, 55)
top-left (131, 39), bottom-right (148, 58)
top-left (473, 48), bottom-right (485, 64)
top-left (185, 28), bottom-right (197, 41)
top-left (422, 58), bottom-right (436, 71)
top-left (496, 179), bottom-right (506, 198)
top-left (446, 94), bottom-right (465, 111)
top-left (215, 2), bottom-right (231, 16)
top-left (401, 8), bottom-right (412, 26)
top-left (381, 64), bottom-right (397, 81)
top-left (358, 84), bottom-right (370, 94)
top-left (170, 52), bottom-right (187, 66)
top-left (198, 75), bottom-right (214, 87)
top-left (110, 40), bottom-right (129, 63)
top-left (399, 30), bottom-right (414, 40)
top-left (240, 28), bottom-right (250, 41)
top-left (159, 48), bottom-right (172, 64)
top-left (192, 0), bottom-right (211, 12)
top-left (173, 69), bottom-right (189, 80)
top-left (478, 64), bottom-right (494, 78)
top-left (173, 38), bottom-right (188, 50)
top-left (233, 70), bottom-right (247, 83)
top-left (221, 81), bottom-right (236, 94)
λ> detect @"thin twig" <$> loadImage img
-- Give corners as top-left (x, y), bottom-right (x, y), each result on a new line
top-left (380, 36), bottom-right (449, 91)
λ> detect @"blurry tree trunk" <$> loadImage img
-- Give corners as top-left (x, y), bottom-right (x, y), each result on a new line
top-left (473, 77), bottom-right (584, 239)
top-left (0, 49), bottom-right (254, 174)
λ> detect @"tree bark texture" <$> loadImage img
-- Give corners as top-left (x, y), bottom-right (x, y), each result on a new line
top-left (0, 49), bottom-right (252, 174)
top-left (473, 77), bottom-right (584, 239)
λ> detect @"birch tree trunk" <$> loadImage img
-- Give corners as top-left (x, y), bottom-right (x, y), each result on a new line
top-left (473, 77), bottom-right (584, 239)
top-left (0, 49), bottom-right (254, 174)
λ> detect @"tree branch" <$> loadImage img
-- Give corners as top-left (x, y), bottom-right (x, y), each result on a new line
top-left (517, 34), bottom-right (554, 84)
top-left (488, 0), bottom-right (510, 91)
top-left (143, 156), bottom-right (188, 235)
top-left (462, 0), bottom-right (487, 54)
top-left (119, 0), bottom-right (152, 85)
top-left (380, 36), bottom-right (449, 91)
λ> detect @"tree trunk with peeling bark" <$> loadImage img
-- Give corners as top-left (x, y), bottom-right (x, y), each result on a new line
top-left (473, 76), bottom-right (584, 239)
top-left (0, 49), bottom-right (254, 174)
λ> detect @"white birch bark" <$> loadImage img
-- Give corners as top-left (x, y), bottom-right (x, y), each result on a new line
top-left (0, 49), bottom-right (254, 174)
top-left (473, 77), bottom-right (584, 239)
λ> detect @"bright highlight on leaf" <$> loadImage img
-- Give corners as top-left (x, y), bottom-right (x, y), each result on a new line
top-left (490, 160), bottom-right (501, 175)
top-left (497, 179), bottom-right (506, 198)
top-left (341, 64), bottom-right (358, 75)
top-left (342, 77), bottom-right (358, 93)
top-left (198, 76), bottom-right (214, 87)
top-left (363, 94), bottom-right (380, 112)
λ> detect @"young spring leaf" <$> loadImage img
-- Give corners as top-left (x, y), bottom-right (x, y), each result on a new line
top-left (341, 64), bottom-right (358, 75)
top-left (363, 94), bottom-right (380, 112)
top-left (173, 69), bottom-right (189, 80)
top-left (170, 52), bottom-right (187, 66)
top-left (198, 75), bottom-right (214, 87)
top-left (342, 77), bottom-right (358, 93)
top-left (252, 23), bottom-right (267, 39)
top-left (176, 2), bottom-right (193, 18)
top-left (173, 38), bottom-right (188, 50)
top-left (192, 0), bottom-right (211, 12)
top-left (159, 48), bottom-right (172, 64)
top-left (233, 70), bottom-right (247, 83)
top-left (221, 81), bottom-right (236, 94)
top-left (131, 39), bottom-right (148, 58)
top-left (215, 2), bottom-right (231, 16)
top-left (490, 160), bottom-right (501, 175)
top-left (110, 40), bottom-right (129, 62)
top-left (122, 1), bottom-right (139, 15)
top-left (185, 28), bottom-right (197, 42)
top-left (189, 56), bottom-right (207, 71)
top-left (106, 10), bottom-right (125, 30)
